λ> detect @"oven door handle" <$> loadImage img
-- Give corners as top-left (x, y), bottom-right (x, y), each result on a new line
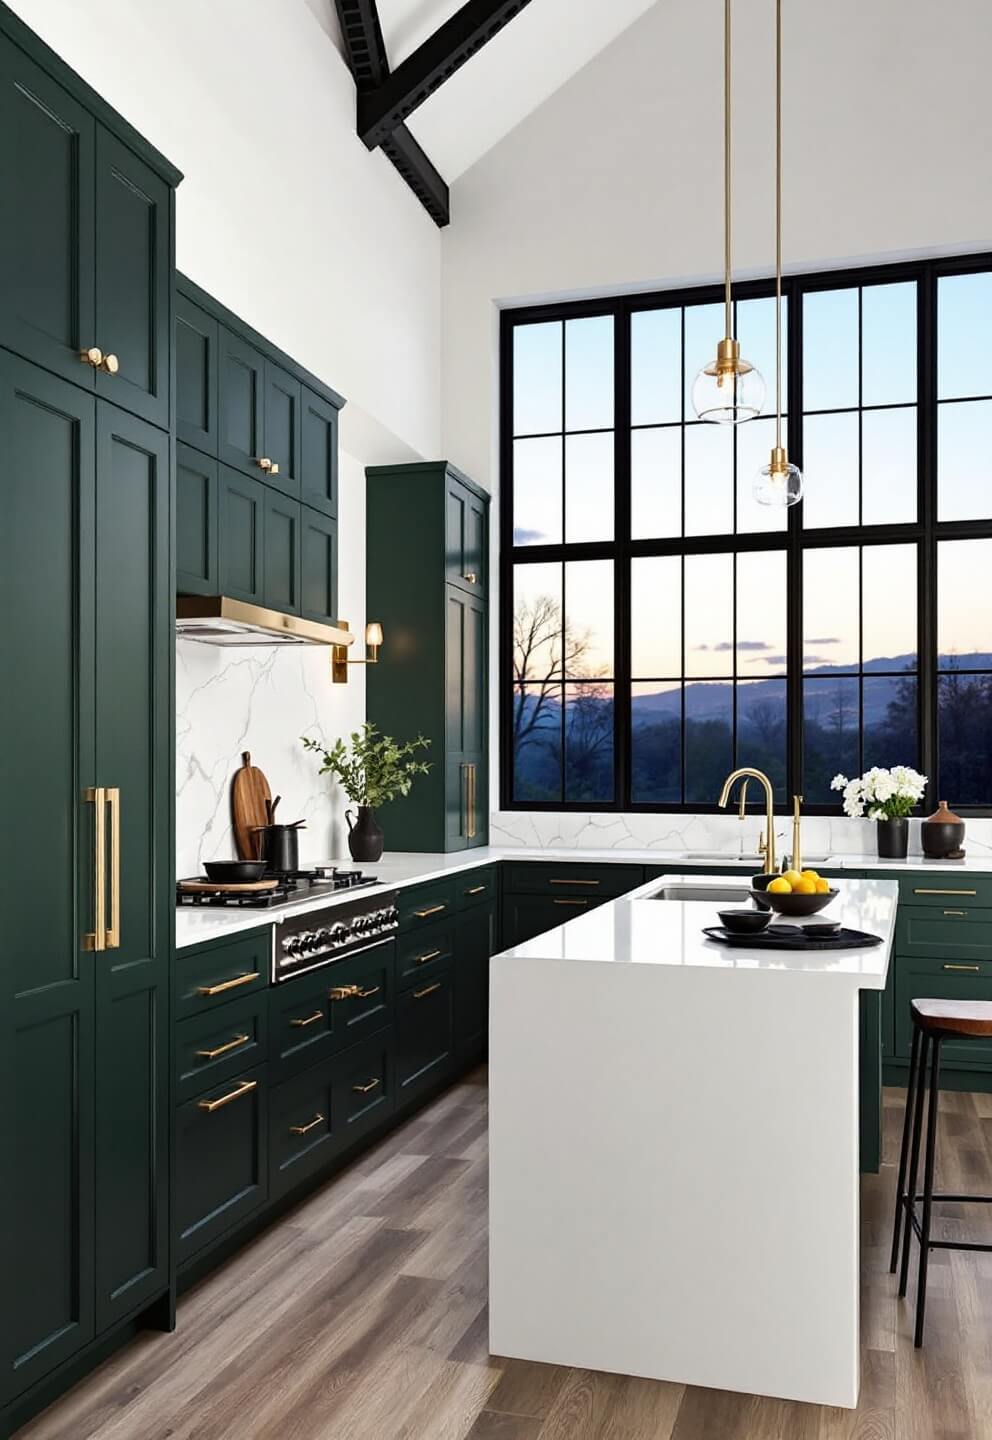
top-left (273, 932), bottom-right (395, 983)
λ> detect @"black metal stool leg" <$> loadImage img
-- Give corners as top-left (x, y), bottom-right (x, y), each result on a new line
top-left (900, 1029), bottom-right (930, 1297)
top-left (890, 1023), bottom-right (922, 1273)
top-left (915, 1035), bottom-right (942, 1347)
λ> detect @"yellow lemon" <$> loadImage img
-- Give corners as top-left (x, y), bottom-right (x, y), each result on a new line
top-left (801, 869), bottom-right (821, 884)
top-left (767, 877), bottom-right (792, 894)
top-left (815, 877), bottom-right (831, 894)
top-left (781, 869), bottom-right (803, 889)
top-left (793, 877), bottom-right (817, 895)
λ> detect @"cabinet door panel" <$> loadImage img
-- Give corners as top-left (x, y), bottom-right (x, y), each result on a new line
top-left (176, 443), bottom-right (218, 596)
top-left (263, 489), bottom-right (301, 614)
top-left (176, 1067), bottom-right (268, 1264)
top-left (395, 973), bottom-right (454, 1103)
top-left (219, 466), bottom-right (265, 605)
top-left (454, 903), bottom-right (495, 1059)
top-left (176, 292), bottom-right (218, 451)
top-left (218, 327), bottom-right (265, 477)
top-left (895, 957), bottom-right (992, 1069)
top-left (94, 128), bottom-right (170, 428)
top-left (300, 387), bottom-right (339, 516)
top-left (263, 359), bottom-right (301, 497)
top-left (445, 479), bottom-right (487, 597)
top-left (300, 507), bottom-right (338, 623)
top-left (0, 39), bottom-right (95, 385)
top-left (93, 406), bottom-right (170, 1328)
top-left (0, 357), bottom-right (97, 1396)
top-left (500, 892), bottom-right (606, 949)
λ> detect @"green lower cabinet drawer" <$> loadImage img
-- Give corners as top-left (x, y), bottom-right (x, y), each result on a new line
top-left (269, 1057), bottom-right (340, 1201)
top-left (502, 862), bottom-right (643, 899)
top-left (396, 921), bottom-right (454, 990)
top-left (396, 971), bottom-right (454, 1104)
top-left (335, 1029), bottom-right (395, 1144)
top-left (397, 879), bottom-right (456, 931)
top-left (890, 873), bottom-right (992, 910)
top-left (456, 866), bottom-right (497, 911)
top-left (176, 1064), bottom-right (268, 1264)
top-left (501, 891), bottom-right (605, 949)
top-left (896, 905), bottom-right (992, 963)
top-left (455, 903), bottom-right (496, 1059)
top-left (895, 956), bottom-right (992, 1069)
top-left (174, 929), bottom-right (270, 1020)
top-left (175, 990), bottom-right (268, 1102)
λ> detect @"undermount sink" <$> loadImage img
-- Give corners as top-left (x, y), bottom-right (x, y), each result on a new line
top-left (650, 883), bottom-right (752, 903)
top-left (682, 851), bottom-right (832, 865)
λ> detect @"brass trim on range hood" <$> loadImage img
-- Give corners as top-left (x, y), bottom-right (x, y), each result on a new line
top-left (175, 595), bottom-right (356, 649)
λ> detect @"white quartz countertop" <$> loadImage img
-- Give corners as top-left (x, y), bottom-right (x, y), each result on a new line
top-left (492, 872), bottom-right (897, 987)
top-left (174, 842), bottom-right (975, 950)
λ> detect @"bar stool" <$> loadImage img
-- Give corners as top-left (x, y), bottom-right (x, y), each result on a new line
top-left (889, 998), bottom-right (992, 1347)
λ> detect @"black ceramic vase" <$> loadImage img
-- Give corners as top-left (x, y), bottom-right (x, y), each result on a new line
top-left (346, 805), bottom-right (384, 863)
top-left (875, 817), bottom-right (909, 860)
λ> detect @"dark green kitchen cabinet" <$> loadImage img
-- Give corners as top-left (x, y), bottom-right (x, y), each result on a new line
top-left (218, 466), bottom-right (266, 605)
top-left (176, 443), bottom-right (219, 596)
top-left (175, 1066), bottom-right (268, 1264)
top-left (396, 971), bottom-right (455, 1104)
top-left (454, 902), bottom-right (496, 1060)
top-left (367, 462), bottom-right (490, 852)
top-left (301, 386), bottom-right (339, 516)
top-left (501, 891), bottom-right (606, 948)
top-left (263, 359), bottom-right (301, 498)
top-left (218, 327), bottom-right (265, 478)
top-left (301, 505), bottom-right (339, 624)
top-left (175, 292), bottom-right (218, 451)
top-left (263, 488), bottom-right (302, 614)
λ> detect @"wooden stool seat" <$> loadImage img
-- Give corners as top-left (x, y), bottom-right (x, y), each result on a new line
top-left (910, 998), bottom-right (992, 1037)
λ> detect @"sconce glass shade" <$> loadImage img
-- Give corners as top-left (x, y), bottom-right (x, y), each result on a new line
top-left (365, 621), bottom-right (384, 648)
top-left (691, 338), bottom-right (765, 424)
top-left (753, 446), bottom-right (803, 507)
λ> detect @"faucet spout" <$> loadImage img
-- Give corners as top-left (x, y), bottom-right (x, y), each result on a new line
top-left (718, 767), bottom-right (777, 875)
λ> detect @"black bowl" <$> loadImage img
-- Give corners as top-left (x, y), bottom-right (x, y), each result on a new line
top-left (805, 920), bottom-right (842, 937)
top-left (749, 873), bottom-right (780, 911)
top-left (717, 908), bottom-right (773, 935)
top-left (751, 886), bottom-right (838, 917)
top-left (203, 859), bottom-right (269, 883)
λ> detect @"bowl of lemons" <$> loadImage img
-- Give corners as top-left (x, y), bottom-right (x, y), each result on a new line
top-left (750, 867), bottom-right (837, 917)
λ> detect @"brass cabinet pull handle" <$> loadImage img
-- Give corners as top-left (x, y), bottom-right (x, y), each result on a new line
top-left (105, 787), bottom-right (120, 949)
top-left (464, 884), bottom-right (487, 896)
top-left (352, 1078), bottom-right (380, 1094)
top-left (100, 352), bottom-right (119, 375)
top-left (943, 962), bottom-right (981, 972)
top-left (415, 949), bottom-right (442, 965)
top-left (198, 1078), bottom-right (257, 1113)
top-left (356, 984), bottom-right (380, 999)
top-left (413, 982), bottom-right (442, 999)
top-left (330, 984), bottom-right (360, 1001)
top-left (197, 972), bottom-right (260, 996)
top-left (80, 345), bottom-right (103, 367)
top-left (465, 762), bottom-right (477, 840)
top-left (943, 909), bottom-right (968, 917)
top-left (553, 898), bottom-right (588, 906)
top-left (256, 457), bottom-right (280, 475)
top-left (84, 786), bottom-right (106, 951)
top-left (549, 878), bottom-right (600, 887)
top-left (414, 904), bottom-right (446, 919)
top-left (914, 887), bottom-right (978, 897)
top-left (291, 1010), bottom-right (324, 1028)
top-left (290, 1112), bottom-right (325, 1136)
top-left (463, 571), bottom-right (478, 583)
top-left (196, 1032), bottom-right (250, 1060)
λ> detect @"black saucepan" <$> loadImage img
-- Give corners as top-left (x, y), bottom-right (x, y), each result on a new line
top-left (203, 859), bottom-right (269, 883)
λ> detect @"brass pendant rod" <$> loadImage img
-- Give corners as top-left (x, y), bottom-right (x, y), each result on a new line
top-left (775, 0), bottom-right (783, 451)
top-left (724, 0), bottom-right (733, 341)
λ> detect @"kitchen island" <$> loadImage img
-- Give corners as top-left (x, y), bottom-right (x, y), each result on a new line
top-left (488, 872), bottom-right (898, 1410)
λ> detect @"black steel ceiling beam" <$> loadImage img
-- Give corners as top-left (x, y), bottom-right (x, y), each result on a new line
top-left (357, 0), bottom-right (534, 149)
top-left (334, 0), bottom-right (449, 226)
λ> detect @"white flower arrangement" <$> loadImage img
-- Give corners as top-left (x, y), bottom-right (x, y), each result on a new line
top-left (830, 766), bottom-right (928, 821)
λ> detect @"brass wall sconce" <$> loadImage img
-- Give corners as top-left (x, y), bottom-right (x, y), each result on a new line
top-left (332, 621), bottom-right (383, 683)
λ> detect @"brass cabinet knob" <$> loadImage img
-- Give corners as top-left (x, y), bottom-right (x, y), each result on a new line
top-left (100, 352), bottom-right (119, 375)
top-left (463, 571), bottom-right (478, 584)
top-left (80, 346), bottom-right (103, 367)
top-left (257, 457), bottom-right (280, 475)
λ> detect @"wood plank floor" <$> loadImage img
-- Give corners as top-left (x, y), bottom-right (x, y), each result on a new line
top-left (21, 1075), bottom-right (992, 1440)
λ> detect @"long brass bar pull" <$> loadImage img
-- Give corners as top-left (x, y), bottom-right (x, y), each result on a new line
top-left (466, 763), bottom-right (477, 840)
top-left (84, 787), bottom-right (107, 951)
top-left (353, 1078), bottom-right (380, 1094)
top-left (943, 963), bottom-right (981, 973)
top-left (415, 949), bottom-right (443, 966)
top-left (914, 888), bottom-right (978, 897)
top-left (290, 1010), bottom-right (324, 1028)
top-left (197, 1079), bottom-right (257, 1113)
top-left (414, 904), bottom-right (446, 920)
top-left (105, 787), bottom-right (121, 949)
top-left (196, 1033), bottom-right (250, 1061)
top-left (413, 982), bottom-right (441, 999)
top-left (464, 885), bottom-right (487, 897)
top-left (197, 972), bottom-right (260, 997)
top-left (549, 878), bottom-right (600, 887)
top-left (289, 1113), bottom-right (324, 1136)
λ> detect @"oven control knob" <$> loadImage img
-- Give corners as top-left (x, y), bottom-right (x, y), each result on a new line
top-left (299, 931), bottom-right (318, 951)
top-left (330, 923), bottom-right (348, 945)
top-left (315, 928), bottom-right (331, 947)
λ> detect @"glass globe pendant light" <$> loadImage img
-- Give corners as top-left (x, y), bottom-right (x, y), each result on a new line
top-left (692, 0), bottom-right (765, 425)
top-left (753, 0), bottom-right (803, 507)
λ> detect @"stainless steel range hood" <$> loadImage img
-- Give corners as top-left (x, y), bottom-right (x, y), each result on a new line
top-left (176, 595), bottom-right (355, 650)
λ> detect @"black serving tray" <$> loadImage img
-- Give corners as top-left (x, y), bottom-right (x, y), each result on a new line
top-left (702, 924), bottom-right (883, 951)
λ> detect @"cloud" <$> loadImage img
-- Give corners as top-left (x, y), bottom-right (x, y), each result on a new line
top-left (803, 654), bottom-right (832, 666)
top-left (512, 527), bottom-right (547, 544)
top-left (807, 636), bottom-right (840, 645)
top-left (763, 655), bottom-right (788, 666)
top-left (737, 640), bottom-right (774, 651)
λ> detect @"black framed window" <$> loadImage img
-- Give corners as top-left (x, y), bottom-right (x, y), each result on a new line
top-left (501, 253), bottom-right (992, 814)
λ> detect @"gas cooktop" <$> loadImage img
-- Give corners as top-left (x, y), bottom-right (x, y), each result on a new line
top-left (176, 865), bottom-right (381, 908)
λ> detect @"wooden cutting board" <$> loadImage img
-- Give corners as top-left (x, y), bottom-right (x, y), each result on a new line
top-left (179, 878), bottom-right (279, 894)
top-left (231, 752), bottom-right (272, 859)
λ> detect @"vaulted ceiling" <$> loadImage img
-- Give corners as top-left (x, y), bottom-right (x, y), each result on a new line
top-left (328, 0), bottom-right (658, 221)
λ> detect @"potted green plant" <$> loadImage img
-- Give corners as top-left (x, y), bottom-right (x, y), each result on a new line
top-left (302, 724), bottom-right (431, 862)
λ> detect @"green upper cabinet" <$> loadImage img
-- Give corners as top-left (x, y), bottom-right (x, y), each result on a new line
top-left (93, 128), bottom-right (170, 428)
top-left (367, 462), bottom-right (490, 852)
top-left (175, 292), bottom-right (218, 451)
top-left (263, 488), bottom-right (302, 615)
top-left (300, 506), bottom-right (338, 624)
top-left (263, 359), bottom-right (301, 498)
top-left (219, 466), bottom-right (266, 606)
top-left (0, 38), bottom-right (95, 385)
top-left (301, 386), bottom-right (339, 517)
top-left (176, 443), bottom-right (219, 597)
top-left (218, 326), bottom-right (265, 478)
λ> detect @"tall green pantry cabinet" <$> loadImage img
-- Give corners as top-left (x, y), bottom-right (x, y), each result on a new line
top-left (366, 463), bottom-right (490, 851)
top-left (0, 8), bottom-right (180, 1433)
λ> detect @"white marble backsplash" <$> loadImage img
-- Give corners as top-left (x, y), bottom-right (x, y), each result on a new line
top-left (176, 639), bottom-right (361, 878)
top-left (490, 809), bottom-right (992, 860)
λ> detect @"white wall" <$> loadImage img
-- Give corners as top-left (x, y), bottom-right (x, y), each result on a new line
top-left (439, 0), bottom-right (992, 822)
top-left (11, 0), bottom-right (442, 464)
